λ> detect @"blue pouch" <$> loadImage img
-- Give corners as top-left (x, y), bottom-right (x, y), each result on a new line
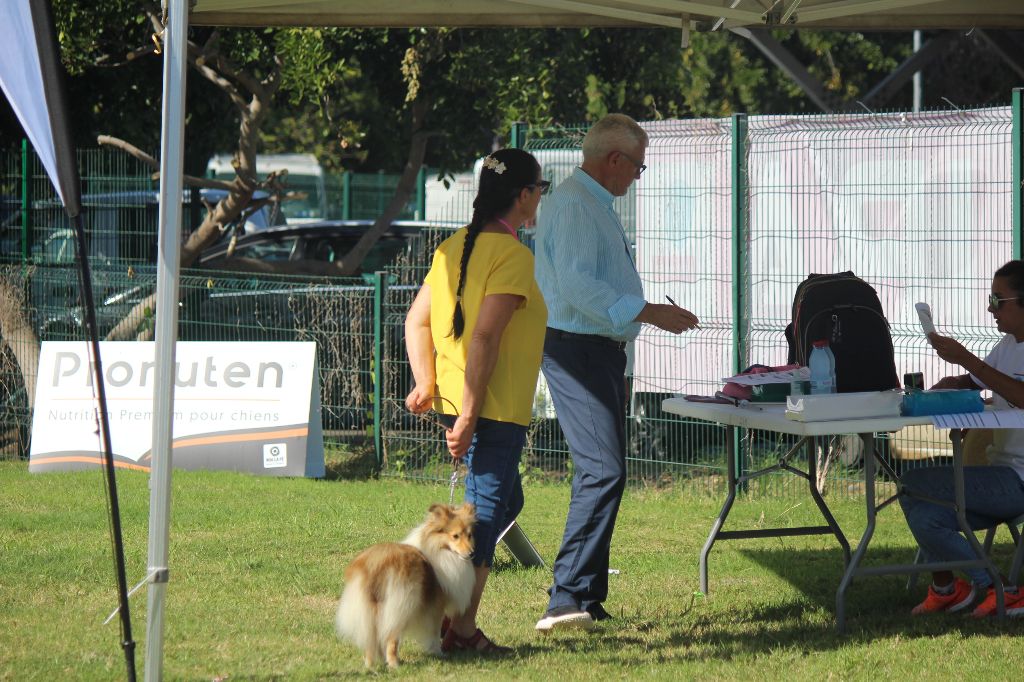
top-left (901, 389), bottom-right (984, 416)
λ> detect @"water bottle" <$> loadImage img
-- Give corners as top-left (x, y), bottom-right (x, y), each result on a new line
top-left (825, 343), bottom-right (837, 392)
top-left (809, 340), bottom-right (836, 395)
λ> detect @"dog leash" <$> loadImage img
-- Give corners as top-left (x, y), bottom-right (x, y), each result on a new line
top-left (448, 462), bottom-right (459, 504)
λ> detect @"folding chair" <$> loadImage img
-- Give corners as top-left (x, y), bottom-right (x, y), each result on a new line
top-left (907, 512), bottom-right (1024, 590)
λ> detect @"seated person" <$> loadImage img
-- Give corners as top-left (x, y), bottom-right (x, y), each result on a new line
top-left (900, 260), bottom-right (1024, 617)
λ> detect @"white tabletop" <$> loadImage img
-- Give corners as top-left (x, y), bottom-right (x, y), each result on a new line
top-left (661, 397), bottom-right (935, 437)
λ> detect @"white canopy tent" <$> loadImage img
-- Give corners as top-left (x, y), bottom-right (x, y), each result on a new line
top-left (144, 1), bottom-right (1024, 679)
top-left (189, 0), bottom-right (1024, 30)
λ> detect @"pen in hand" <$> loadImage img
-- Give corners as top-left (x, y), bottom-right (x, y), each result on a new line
top-left (666, 295), bottom-right (701, 329)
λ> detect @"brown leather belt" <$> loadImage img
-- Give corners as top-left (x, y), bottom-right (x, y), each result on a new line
top-left (546, 327), bottom-right (626, 351)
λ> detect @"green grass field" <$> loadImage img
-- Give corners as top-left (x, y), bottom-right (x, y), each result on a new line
top-left (2, 459), bottom-right (1022, 681)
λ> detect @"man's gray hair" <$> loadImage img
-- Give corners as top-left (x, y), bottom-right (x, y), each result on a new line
top-left (582, 113), bottom-right (648, 161)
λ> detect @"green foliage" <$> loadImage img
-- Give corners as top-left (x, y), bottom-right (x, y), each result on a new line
top-left (5, 7), bottom-right (1019, 178)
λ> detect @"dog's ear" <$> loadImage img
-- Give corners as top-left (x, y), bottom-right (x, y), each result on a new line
top-left (457, 502), bottom-right (476, 521)
top-left (427, 502), bottom-right (451, 519)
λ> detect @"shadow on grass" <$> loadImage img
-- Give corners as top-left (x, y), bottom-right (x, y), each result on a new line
top-left (737, 544), bottom-right (918, 611)
top-left (469, 544), bottom-right (1024, 666)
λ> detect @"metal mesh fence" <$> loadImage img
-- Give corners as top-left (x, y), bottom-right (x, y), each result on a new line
top-left (0, 103), bottom-right (1019, 496)
top-left (741, 108), bottom-right (1013, 495)
top-left (348, 172), bottom-right (417, 221)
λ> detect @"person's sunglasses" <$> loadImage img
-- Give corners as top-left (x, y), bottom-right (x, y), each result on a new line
top-left (989, 293), bottom-right (1018, 309)
top-left (528, 180), bottom-right (552, 195)
top-left (615, 150), bottom-right (647, 177)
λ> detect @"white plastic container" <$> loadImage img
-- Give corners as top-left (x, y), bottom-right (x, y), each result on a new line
top-left (785, 390), bottom-right (904, 422)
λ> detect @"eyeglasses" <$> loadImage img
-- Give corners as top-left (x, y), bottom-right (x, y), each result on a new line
top-left (528, 180), bottom-right (552, 195)
top-left (417, 394), bottom-right (459, 430)
top-left (615, 150), bottom-right (647, 177)
top-left (989, 293), bottom-right (1018, 310)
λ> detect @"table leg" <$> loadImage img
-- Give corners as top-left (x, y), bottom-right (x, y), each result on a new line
top-left (700, 424), bottom-right (737, 595)
top-left (806, 437), bottom-right (852, 567)
top-left (949, 429), bottom-right (1006, 618)
top-left (836, 432), bottom-right (879, 633)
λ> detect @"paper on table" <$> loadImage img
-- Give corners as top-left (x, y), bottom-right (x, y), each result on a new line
top-left (932, 409), bottom-right (1024, 429)
top-left (722, 367), bottom-right (810, 386)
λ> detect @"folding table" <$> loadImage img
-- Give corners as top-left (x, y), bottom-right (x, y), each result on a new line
top-left (661, 398), bottom-right (1011, 632)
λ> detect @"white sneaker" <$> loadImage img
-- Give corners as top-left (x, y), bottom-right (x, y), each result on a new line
top-left (535, 606), bottom-right (595, 632)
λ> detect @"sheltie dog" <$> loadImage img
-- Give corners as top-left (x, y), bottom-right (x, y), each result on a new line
top-left (335, 502), bottom-right (476, 669)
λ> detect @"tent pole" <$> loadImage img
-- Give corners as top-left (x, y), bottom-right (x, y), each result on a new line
top-left (145, 1), bottom-right (188, 680)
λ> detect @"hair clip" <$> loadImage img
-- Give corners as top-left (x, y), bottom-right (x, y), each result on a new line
top-left (482, 156), bottom-right (507, 175)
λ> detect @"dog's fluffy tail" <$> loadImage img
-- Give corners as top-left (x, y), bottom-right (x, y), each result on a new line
top-left (335, 565), bottom-right (427, 653)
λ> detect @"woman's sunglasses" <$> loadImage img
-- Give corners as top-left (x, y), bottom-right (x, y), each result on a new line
top-left (989, 293), bottom-right (1019, 309)
top-left (528, 180), bottom-right (552, 195)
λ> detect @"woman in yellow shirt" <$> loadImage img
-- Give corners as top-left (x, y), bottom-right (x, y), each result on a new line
top-left (404, 148), bottom-right (548, 653)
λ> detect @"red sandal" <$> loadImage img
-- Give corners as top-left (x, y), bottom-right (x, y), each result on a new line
top-left (441, 627), bottom-right (512, 655)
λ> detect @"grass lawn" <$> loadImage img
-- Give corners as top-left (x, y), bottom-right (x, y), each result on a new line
top-left (1, 459), bottom-right (1022, 681)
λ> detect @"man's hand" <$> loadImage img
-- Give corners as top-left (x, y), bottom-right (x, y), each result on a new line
top-left (636, 302), bottom-right (700, 334)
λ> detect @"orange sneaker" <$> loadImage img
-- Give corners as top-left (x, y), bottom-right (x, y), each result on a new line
top-left (970, 586), bottom-right (1024, 618)
top-left (911, 578), bottom-right (975, 615)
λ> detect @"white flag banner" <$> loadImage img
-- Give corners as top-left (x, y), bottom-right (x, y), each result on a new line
top-left (0, 1), bottom-right (67, 208)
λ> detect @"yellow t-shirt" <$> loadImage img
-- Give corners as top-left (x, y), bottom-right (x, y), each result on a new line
top-left (424, 228), bottom-right (547, 426)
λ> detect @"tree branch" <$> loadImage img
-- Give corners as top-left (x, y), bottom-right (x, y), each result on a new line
top-left (96, 135), bottom-right (235, 190)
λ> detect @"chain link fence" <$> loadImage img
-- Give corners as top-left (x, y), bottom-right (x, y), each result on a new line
top-left (1, 99), bottom-right (1021, 495)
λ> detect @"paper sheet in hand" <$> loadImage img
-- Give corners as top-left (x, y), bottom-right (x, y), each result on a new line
top-left (722, 367), bottom-right (810, 386)
top-left (915, 302), bottom-right (936, 337)
top-left (932, 409), bottom-right (1024, 429)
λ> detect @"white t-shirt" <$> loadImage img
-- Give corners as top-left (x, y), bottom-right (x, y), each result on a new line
top-left (969, 333), bottom-right (1024, 480)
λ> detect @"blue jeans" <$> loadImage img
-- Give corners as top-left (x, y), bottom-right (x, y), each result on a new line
top-left (541, 331), bottom-right (628, 612)
top-left (899, 464), bottom-right (1024, 587)
top-left (443, 416), bottom-right (526, 567)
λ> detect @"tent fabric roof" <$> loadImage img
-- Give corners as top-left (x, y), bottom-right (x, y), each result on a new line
top-left (190, 0), bottom-right (1024, 30)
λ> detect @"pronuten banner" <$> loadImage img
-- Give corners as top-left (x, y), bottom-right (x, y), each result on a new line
top-left (30, 341), bottom-right (325, 477)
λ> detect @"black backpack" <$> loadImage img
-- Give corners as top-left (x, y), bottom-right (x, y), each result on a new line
top-left (784, 272), bottom-right (900, 393)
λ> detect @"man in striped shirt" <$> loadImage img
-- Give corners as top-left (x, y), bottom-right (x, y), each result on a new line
top-left (534, 114), bottom-right (700, 632)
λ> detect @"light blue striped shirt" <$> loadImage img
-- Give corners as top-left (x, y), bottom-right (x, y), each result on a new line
top-left (535, 167), bottom-right (646, 342)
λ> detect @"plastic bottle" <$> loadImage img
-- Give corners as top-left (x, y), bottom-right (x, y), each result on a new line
top-left (809, 340), bottom-right (836, 395)
top-left (823, 341), bottom-right (837, 394)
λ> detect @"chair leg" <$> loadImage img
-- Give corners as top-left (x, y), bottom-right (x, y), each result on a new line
top-left (983, 526), bottom-right (998, 553)
top-left (1010, 523), bottom-right (1024, 586)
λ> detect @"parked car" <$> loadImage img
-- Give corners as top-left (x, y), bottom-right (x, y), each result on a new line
top-left (197, 220), bottom-right (434, 275)
top-left (28, 218), bottom-right (467, 432)
top-left (34, 219), bottom-right (451, 335)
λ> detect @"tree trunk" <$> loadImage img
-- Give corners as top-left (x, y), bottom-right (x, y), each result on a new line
top-left (0, 273), bottom-right (39, 409)
top-left (335, 96), bottom-right (432, 276)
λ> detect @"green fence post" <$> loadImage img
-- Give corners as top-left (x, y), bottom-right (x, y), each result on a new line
top-left (1013, 88), bottom-right (1022, 260)
top-left (342, 171), bottom-right (352, 220)
top-left (731, 113), bottom-right (749, 488)
top-left (416, 166), bottom-right (426, 220)
top-left (372, 270), bottom-right (387, 468)
top-left (20, 138), bottom-right (31, 262)
top-left (510, 121), bottom-right (527, 149)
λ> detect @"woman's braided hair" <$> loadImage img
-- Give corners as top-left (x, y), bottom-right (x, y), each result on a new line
top-left (450, 148), bottom-right (541, 339)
